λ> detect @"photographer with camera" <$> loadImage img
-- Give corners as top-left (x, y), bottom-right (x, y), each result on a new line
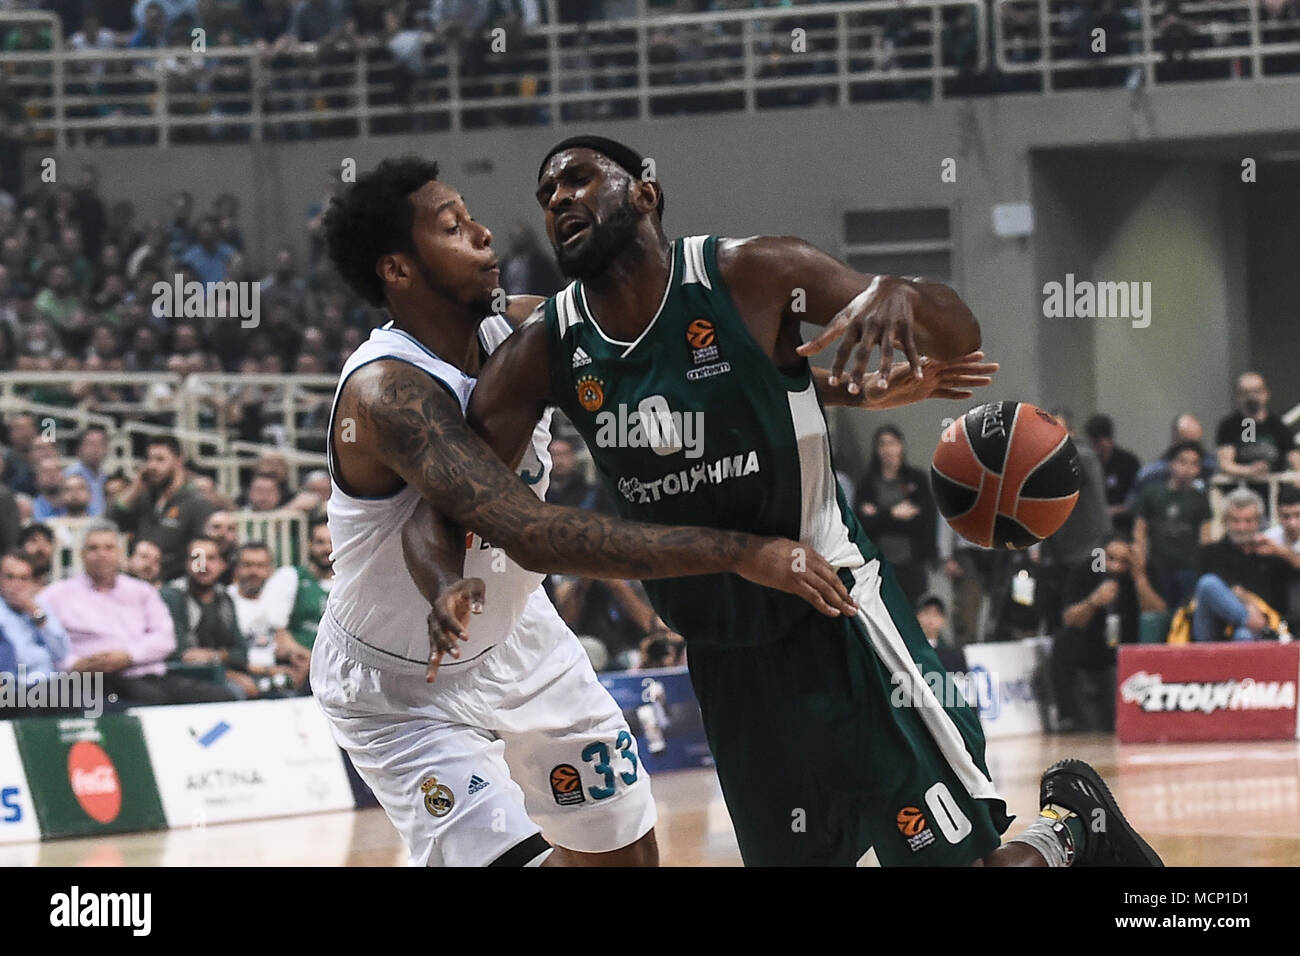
top-left (1050, 534), bottom-right (1166, 732)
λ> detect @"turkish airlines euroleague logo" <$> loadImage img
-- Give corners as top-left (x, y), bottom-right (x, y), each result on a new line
top-left (67, 741), bottom-right (122, 823)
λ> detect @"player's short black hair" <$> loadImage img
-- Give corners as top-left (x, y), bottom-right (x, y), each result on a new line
top-left (324, 157), bottom-right (442, 308)
top-left (1164, 439), bottom-right (1204, 462)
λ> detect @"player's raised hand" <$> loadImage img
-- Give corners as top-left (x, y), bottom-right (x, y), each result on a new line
top-left (426, 577), bottom-right (485, 683)
top-left (734, 537), bottom-right (858, 618)
top-left (796, 276), bottom-right (923, 395)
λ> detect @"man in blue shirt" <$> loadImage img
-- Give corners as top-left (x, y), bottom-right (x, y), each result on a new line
top-left (179, 216), bottom-right (236, 285)
top-left (0, 551), bottom-right (69, 683)
top-left (64, 425), bottom-right (108, 517)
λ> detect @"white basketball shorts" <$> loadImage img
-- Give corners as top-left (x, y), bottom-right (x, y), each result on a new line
top-left (311, 587), bottom-right (657, 866)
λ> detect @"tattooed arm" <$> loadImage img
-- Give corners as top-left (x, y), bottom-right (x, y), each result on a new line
top-left (338, 359), bottom-right (856, 615)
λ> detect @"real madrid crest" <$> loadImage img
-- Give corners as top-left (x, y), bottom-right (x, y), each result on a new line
top-left (420, 776), bottom-right (454, 817)
top-left (576, 375), bottom-right (605, 413)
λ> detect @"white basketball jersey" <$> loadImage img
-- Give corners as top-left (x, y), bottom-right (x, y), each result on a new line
top-left (323, 316), bottom-right (553, 673)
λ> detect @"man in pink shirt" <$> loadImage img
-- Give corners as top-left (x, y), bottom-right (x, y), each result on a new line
top-left (42, 521), bottom-right (236, 706)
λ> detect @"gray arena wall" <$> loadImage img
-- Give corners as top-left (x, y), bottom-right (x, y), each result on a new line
top-left (58, 80), bottom-right (1300, 472)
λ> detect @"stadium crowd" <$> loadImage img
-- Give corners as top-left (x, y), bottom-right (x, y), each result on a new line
top-left (3, 0), bottom-right (1299, 152)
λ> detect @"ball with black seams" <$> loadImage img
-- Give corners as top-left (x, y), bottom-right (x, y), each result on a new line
top-left (930, 400), bottom-right (1080, 550)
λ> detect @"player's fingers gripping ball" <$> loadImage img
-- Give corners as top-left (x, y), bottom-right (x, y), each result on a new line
top-left (930, 401), bottom-right (1080, 549)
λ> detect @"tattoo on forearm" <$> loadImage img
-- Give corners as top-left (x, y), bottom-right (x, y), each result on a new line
top-left (352, 364), bottom-right (749, 579)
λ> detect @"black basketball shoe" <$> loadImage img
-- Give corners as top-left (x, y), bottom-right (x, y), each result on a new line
top-left (1040, 758), bottom-right (1164, 867)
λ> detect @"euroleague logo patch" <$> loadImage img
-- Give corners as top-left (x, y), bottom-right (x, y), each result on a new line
top-left (550, 764), bottom-right (586, 806)
top-left (576, 375), bottom-right (605, 413)
top-left (686, 318), bottom-right (716, 349)
top-left (896, 805), bottom-right (935, 852)
top-left (685, 317), bottom-right (731, 381)
top-left (420, 776), bottom-right (455, 818)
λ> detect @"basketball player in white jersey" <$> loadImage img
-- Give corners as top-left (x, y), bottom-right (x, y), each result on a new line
top-left (309, 157), bottom-right (858, 868)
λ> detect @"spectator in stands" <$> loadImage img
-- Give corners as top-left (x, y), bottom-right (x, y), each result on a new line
top-left (1128, 413), bottom-right (1216, 502)
top-left (213, 193), bottom-right (245, 252)
top-left (19, 524), bottom-right (55, 586)
top-left (160, 535), bottom-right (262, 699)
top-left (0, 482), bottom-right (19, 555)
top-left (1216, 372), bottom-right (1300, 495)
top-left (203, 509), bottom-right (241, 579)
top-left (916, 594), bottom-right (965, 672)
top-left (31, 457), bottom-right (68, 521)
top-left (33, 263), bottom-right (82, 336)
top-left (554, 574), bottom-right (657, 667)
top-left (853, 424), bottom-right (936, 607)
top-left (0, 550), bottom-right (69, 685)
top-left (1, 412), bottom-right (38, 495)
top-left (107, 435), bottom-right (216, 581)
top-left (545, 436), bottom-right (612, 512)
top-left (1085, 413), bottom-right (1141, 531)
top-left (230, 542), bottom-right (309, 691)
top-left (129, 1), bottom-right (169, 49)
top-left (179, 215), bottom-right (236, 285)
top-left (260, 244), bottom-right (308, 311)
top-left (1192, 488), bottom-right (1295, 641)
top-left (286, 517), bottom-right (333, 651)
top-left (245, 471), bottom-right (286, 512)
top-left (1052, 533), bottom-right (1164, 732)
top-left (1132, 440), bottom-right (1212, 609)
top-left (126, 538), bottom-right (164, 587)
top-left (63, 425), bottom-right (108, 517)
top-left (60, 474), bottom-right (93, 519)
top-left (44, 522), bottom-right (235, 705)
top-left (1264, 484), bottom-right (1300, 620)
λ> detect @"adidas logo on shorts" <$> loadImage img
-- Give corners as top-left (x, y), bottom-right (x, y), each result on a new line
top-left (467, 774), bottom-right (490, 795)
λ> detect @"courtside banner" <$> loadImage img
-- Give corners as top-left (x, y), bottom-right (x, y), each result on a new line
top-left (1117, 643), bottom-right (1300, 743)
top-left (598, 667), bottom-right (712, 772)
top-left (961, 637), bottom-right (1049, 739)
top-left (14, 715), bottom-right (166, 839)
top-left (0, 722), bottom-right (39, 844)
top-left (133, 698), bottom-right (354, 827)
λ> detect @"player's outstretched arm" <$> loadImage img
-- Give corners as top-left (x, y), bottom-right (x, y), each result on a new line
top-left (717, 236), bottom-right (981, 395)
top-left (344, 360), bottom-right (856, 617)
top-left (814, 351), bottom-right (998, 409)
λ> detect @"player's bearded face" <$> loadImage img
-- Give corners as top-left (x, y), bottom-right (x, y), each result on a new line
top-left (552, 191), bottom-right (640, 279)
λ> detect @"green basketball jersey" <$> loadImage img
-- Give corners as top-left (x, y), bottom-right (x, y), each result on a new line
top-left (543, 235), bottom-right (879, 647)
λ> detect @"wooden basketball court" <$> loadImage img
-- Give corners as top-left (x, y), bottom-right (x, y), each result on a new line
top-left (6, 732), bottom-right (1297, 866)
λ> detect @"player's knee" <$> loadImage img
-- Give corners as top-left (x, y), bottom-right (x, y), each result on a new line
top-left (621, 828), bottom-right (659, 867)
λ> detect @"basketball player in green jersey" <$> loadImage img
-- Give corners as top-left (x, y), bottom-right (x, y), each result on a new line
top-left (458, 135), bottom-right (1162, 868)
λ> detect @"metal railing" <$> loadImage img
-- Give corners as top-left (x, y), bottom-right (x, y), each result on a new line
top-left (992, 0), bottom-right (1300, 91)
top-left (47, 508), bottom-right (308, 578)
top-left (5, 0), bottom-right (1299, 148)
top-left (7, 0), bottom-right (986, 148)
top-left (0, 372), bottom-right (329, 500)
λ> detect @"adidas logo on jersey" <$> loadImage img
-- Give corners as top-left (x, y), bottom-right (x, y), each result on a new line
top-left (572, 347), bottom-right (592, 369)
top-left (467, 774), bottom-right (490, 795)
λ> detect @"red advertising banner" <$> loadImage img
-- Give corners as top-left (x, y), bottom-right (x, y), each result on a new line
top-left (1116, 643), bottom-right (1300, 743)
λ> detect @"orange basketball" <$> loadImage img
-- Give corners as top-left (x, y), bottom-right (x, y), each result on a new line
top-left (931, 401), bottom-right (1080, 550)
top-left (550, 764), bottom-right (581, 794)
top-left (896, 806), bottom-right (927, 837)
